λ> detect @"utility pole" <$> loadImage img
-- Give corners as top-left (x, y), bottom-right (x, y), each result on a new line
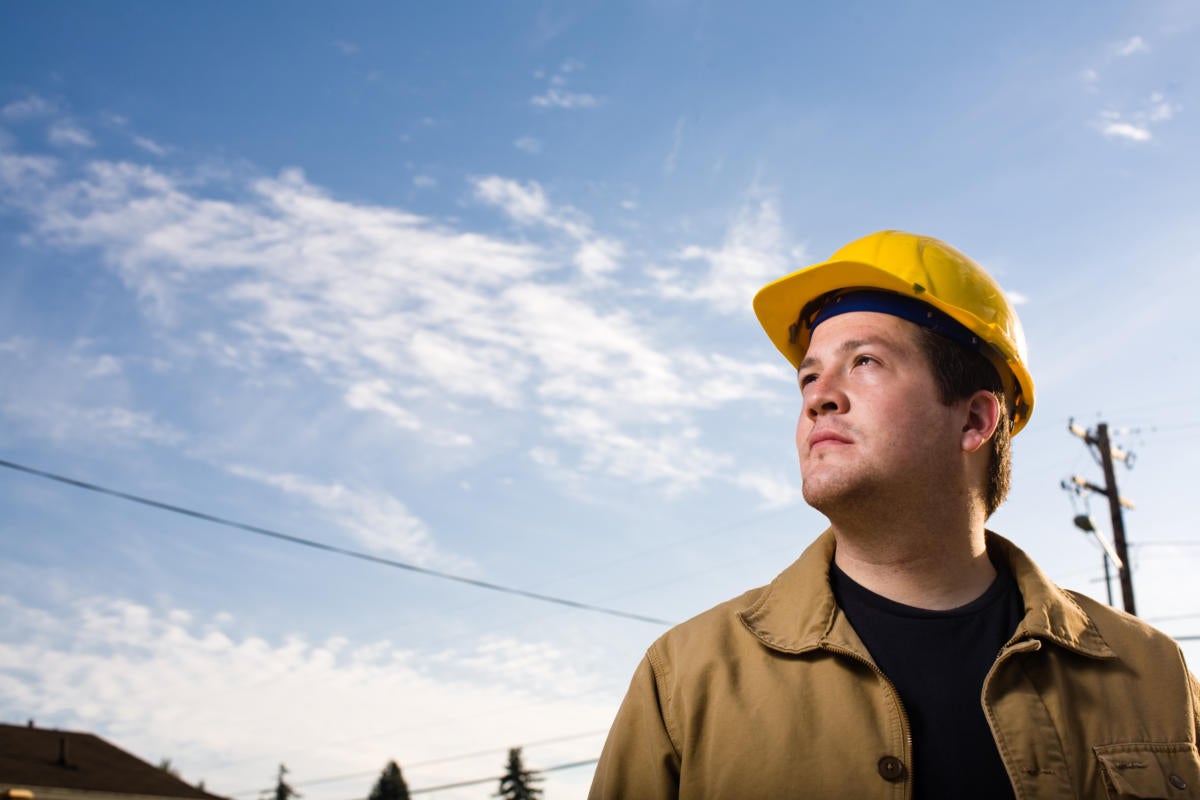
top-left (1067, 420), bottom-right (1136, 615)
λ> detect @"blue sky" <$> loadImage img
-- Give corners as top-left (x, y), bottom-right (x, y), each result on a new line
top-left (2, 2), bottom-right (1200, 797)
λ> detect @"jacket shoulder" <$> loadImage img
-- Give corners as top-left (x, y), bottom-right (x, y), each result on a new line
top-left (1066, 589), bottom-right (1187, 663)
top-left (648, 584), bottom-right (768, 666)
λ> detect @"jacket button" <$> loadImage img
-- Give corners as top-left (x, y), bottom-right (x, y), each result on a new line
top-left (1169, 774), bottom-right (1187, 790)
top-left (877, 756), bottom-right (906, 782)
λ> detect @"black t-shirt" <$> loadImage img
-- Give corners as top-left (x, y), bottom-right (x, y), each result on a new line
top-left (830, 559), bottom-right (1024, 800)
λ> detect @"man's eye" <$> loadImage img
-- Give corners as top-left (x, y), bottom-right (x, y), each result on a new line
top-left (799, 373), bottom-right (817, 388)
top-left (853, 355), bottom-right (877, 367)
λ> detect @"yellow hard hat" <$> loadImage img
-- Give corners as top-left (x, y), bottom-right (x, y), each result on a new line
top-left (752, 230), bottom-right (1034, 434)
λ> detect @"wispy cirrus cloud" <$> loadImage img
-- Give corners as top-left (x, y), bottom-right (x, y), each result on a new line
top-left (48, 120), bottom-right (95, 148)
top-left (473, 175), bottom-right (623, 281)
top-left (225, 464), bottom-right (458, 569)
top-left (1114, 35), bottom-right (1149, 56)
top-left (652, 193), bottom-right (805, 316)
top-left (0, 334), bottom-right (182, 449)
top-left (2, 94), bottom-right (57, 120)
top-left (2, 401), bottom-right (185, 447)
top-left (514, 136), bottom-right (542, 154)
top-left (0, 148), bottom-right (784, 502)
top-left (530, 60), bottom-right (600, 109)
top-left (133, 135), bottom-right (168, 157)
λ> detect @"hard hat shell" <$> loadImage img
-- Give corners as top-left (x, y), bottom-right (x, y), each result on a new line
top-left (752, 229), bottom-right (1034, 434)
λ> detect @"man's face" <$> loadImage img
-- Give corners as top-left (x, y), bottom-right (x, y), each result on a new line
top-left (795, 311), bottom-right (964, 513)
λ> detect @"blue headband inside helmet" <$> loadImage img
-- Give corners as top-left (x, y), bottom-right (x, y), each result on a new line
top-left (808, 289), bottom-right (983, 352)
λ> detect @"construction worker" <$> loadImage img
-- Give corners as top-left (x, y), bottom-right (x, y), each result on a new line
top-left (589, 231), bottom-right (1200, 799)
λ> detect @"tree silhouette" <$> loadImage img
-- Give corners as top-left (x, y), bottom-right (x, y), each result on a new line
top-left (495, 748), bottom-right (542, 800)
top-left (368, 761), bottom-right (410, 800)
top-left (264, 764), bottom-right (300, 800)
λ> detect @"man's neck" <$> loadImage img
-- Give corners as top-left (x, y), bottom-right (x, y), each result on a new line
top-left (830, 512), bottom-right (995, 611)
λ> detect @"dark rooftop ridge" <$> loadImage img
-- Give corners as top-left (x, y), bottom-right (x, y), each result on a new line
top-left (0, 723), bottom-right (226, 800)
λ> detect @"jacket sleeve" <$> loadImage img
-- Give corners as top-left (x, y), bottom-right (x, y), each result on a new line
top-left (1190, 667), bottom-right (1200, 751)
top-left (589, 652), bottom-right (681, 800)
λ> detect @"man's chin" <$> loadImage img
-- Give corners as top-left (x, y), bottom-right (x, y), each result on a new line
top-left (801, 475), bottom-right (868, 515)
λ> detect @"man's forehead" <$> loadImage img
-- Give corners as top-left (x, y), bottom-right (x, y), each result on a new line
top-left (798, 312), bottom-right (921, 369)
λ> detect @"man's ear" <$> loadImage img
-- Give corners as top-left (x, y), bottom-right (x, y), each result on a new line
top-left (961, 390), bottom-right (1001, 454)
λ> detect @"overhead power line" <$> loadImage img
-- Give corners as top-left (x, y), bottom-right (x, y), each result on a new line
top-left (0, 457), bottom-right (673, 626)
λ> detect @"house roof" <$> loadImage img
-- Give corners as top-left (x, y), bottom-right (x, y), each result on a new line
top-left (0, 723), bottom-right (225, 800)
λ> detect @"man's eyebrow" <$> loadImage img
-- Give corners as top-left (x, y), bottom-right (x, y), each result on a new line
top-left (798, 336), bottom-right (900, 372)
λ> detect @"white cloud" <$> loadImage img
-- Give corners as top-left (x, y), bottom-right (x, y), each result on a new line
top-left (528, 446), bottom-right (559, 466)
top-left (344, 380), bottom-right (422, 430)
top-left (0, 337), bottom-right (33, 355)
top-left (530, 61), bottom-right (600, 109)
top-left (0, 152), bottom-right (780, 497)
top-left (473, 176), bottom-right (550, 225)
top-left (1099, 119), bottom-right (1147, 141)
top-left (88, 354), bottom-right (123, 377)
top-left (544, 408), bottom-right (729, 494)
top-left (226, 464), bottom-right (457, 569)
top-left (473, 176), bottom-right (622, 281)
top-left (1115, 35), bottom-right (1148, 56)
top-left (133, 136), bottom-right (168, 157)
top-left (2, 94), bottom-right (56, 119)
top-left (2, 402), bottom-right (185, 446)
top-left (1101, 121), bottom-right (1152, 141)
top-left (0, 593), bottom-right (612, 800)
top-left (531, 88), bottom-right (599, 109)
top-left (655, 194), bottom-right (803, 315)
top-left (334, 39), bottom-right (359, 55)
top-left (409, 328), bottom-right (526, 407)
top-left (514, 136), bottom-right (542, 154)
top-left (1146, 92), bottom-right (1175, 122)
top-left (731, 470), bottom-right (802, 509)
top-left (413, 175), bottom-right (437, 188)
top-left (1096, 92), bottom-right (1179, 143)
top-left (48, 120), bottom-right (95, 148)
top-left (572, 238), bottom-right (622, 280)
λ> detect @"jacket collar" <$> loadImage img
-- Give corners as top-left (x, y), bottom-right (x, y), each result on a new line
top-left (737, 529), bottom-right (1115, 660)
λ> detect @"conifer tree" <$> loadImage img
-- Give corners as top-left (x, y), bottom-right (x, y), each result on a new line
top-left (368, 761), bottom-right (411, 800)
top-left (267, 764), bottom-right (300, 800)
top-left (495, 748), bottom-right (542, 800)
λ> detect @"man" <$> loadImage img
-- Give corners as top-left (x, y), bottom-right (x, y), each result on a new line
top-left (589, 230), bottom-right (1200, 799)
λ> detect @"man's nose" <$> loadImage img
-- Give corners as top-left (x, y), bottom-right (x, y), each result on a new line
top-left (803, 375), bottom-right (846, 419)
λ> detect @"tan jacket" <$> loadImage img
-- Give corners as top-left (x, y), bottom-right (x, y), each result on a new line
top-left (590, 531), bottom-right (1200, 799)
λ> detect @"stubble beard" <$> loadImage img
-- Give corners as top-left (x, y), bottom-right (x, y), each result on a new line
top-left (801, 461), bottom-right (878, 519)
top-left (799, 441), bottom-right (884, 511)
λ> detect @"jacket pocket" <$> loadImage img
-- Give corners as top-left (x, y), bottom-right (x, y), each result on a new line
top-left (1094, 742), bottom-right (1200, 798)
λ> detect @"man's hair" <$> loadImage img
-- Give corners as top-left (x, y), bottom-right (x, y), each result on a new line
top-left (913, 325), bottom-right (1012, 517)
